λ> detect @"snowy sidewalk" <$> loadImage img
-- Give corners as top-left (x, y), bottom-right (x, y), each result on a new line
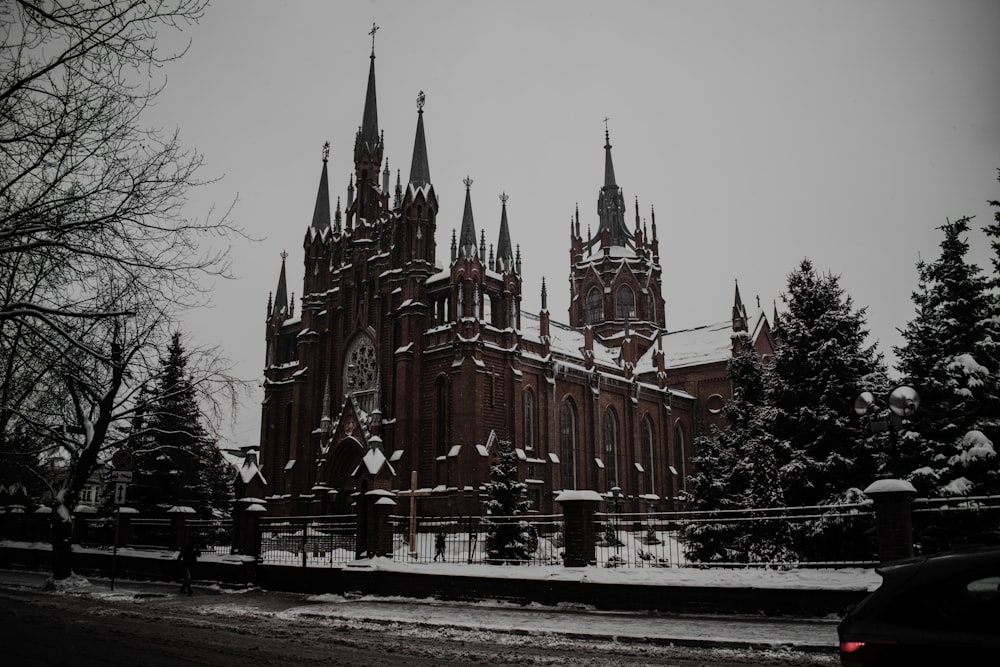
top-left (274, 596), bottom-right (842, 651)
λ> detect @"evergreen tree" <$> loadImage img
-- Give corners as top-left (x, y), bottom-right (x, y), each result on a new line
top-left (896, 216), bottom-right (999, 498)
top-left (126, 333), bottom-right (232, 517)
top-left (771, 259), bottom-right (890, 507)
top-left (686, 333), bottom-right (786, 562)
top-left (484, 440), bottom-right (537, 564)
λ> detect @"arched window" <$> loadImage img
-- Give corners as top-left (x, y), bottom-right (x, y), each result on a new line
top-left (642, 417), bottom-right (655, 495)
top-left (436, 376), bottom-right (449, 457)
top-left (616, 285), bottom-right (635, 319)
top-left (604, 408), bottom-right (619, 488)
top-left (586, 287), bottom-right (603, 325)
top-left (560, 400), bottom-right (577, 490)
top-left (523, 390), bottom-right (535, 452)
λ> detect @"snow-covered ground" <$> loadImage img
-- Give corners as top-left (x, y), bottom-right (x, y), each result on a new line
top-left (1, 538), bottom-right (882, 591)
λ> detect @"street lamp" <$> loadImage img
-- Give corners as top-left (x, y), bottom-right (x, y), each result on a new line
top-left (854, 385), bottom-right (921, 458)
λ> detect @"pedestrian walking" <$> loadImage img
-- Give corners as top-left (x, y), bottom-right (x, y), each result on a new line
top-left (434, 530), bottom-right (446, 561)
top-left (177, 543), bottom-right (199, 595)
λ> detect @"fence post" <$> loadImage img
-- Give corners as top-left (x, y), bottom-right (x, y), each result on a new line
top-left (555, 490), bottom-right (602, 567)
top-left (362, 490), bottom-right (396, 558)
top-left (864, 479), bottom-right (917, 563)
top-left (115, 507), bottom-right (137, 547)
top-left (167, 505), bottom-right (196, 549)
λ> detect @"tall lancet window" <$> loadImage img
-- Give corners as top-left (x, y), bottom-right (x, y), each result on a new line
top-left (560, 400), bottom-right (577, 490)
top-left (616, 286), bottom-right (635, 319)
top-left (436, 376), bottom-right (449, 457)
top-left (586, 287), bottom-right (602, 325)
top-left (604, 408), bottom-right (619, 488)
top-left (523, 390), bottom-right (535, 452)
top-left (642, 417), bottom-right (655, 495)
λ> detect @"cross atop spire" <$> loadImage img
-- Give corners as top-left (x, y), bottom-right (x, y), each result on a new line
top-left (369, 22), bottom-right (380, 56)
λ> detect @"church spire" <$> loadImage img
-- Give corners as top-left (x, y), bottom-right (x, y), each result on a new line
top-left (409, 91), bottom-right (431, 187)
top-left (271, 251), bottom-right (289, 319)
top-left (603, 124), bottom-right (617, 188)
top-left (592, 122), bottom-right (630, 250)
top-left (496, 192), bottom-right (513, 272)
top-left (732, 279), bottom-right (748, 333)
top-left (355, 23), bottom-right (382, 163)
top-left (459, 177), bottom-right (477, 259)
top-left (310, 142), bottom-right (332, 234)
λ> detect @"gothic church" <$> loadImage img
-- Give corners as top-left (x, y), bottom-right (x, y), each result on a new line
top-left (239, 39), bottom-right (774, 517)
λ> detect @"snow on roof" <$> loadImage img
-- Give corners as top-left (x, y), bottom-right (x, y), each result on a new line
top-left (653, 320), bottom-right (734, 369)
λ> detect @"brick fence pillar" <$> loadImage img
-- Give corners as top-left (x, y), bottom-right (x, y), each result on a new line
top-left (362, 490), bottom-right (396, 558)
top-left (167, 505), bottom-right (196, 549)
top-left (864, 479), bottom-right (917, 563)
top-left (555, 490), bottom-right (603, 567)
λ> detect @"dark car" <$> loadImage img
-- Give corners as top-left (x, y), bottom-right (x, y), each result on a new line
top-left (838, 545), bottom-right (1000, 666)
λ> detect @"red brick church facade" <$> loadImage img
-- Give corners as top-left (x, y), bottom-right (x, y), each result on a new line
top-left (237, 42), bottom-right (774, 517)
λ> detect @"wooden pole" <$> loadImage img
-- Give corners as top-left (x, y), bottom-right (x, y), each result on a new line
top-left (409, 470), bottom-right (418, 559)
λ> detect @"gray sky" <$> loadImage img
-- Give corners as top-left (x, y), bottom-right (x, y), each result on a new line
top-left (146, 1), bottom-right (1000, 447)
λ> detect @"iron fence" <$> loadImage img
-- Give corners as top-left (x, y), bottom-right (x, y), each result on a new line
top-left (258, 514), bottom-right (356, 566)
top-left (596, 503), bottom-right (881, 568)
top-left (389, 513), bottom-right (564, 565)
top-left (912, 494), bottom-right (1000, 555)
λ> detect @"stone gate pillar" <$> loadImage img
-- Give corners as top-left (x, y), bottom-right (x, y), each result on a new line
top-left (864, 479), bottom-right (917, 563)
top-left (556, 490), bottom-right (603, 567)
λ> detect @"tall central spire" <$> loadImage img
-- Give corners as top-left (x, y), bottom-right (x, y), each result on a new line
top-left (603, 127), bottom-right (617, 188)
top-left (355, 23), bottom-right (381, 163)
top-left (593, 125), bottom-right (631, 250)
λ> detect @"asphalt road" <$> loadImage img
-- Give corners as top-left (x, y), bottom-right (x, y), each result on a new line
top-left (0, 570), bottom-right (841, 666)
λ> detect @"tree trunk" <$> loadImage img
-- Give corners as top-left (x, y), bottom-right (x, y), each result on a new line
top-left (51, 513), bottom-right (74, 580)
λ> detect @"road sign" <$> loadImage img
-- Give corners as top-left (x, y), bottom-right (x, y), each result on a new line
top-left (113, 482), bottom-right (128, 505)
top-left (110, 470), bottom-right (133, 483)
top-left (111, 450), bottom-right (133, 471)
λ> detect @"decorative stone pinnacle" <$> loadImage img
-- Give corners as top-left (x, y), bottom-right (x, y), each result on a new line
top-left (463, 176), bottom-right (473, 190)
top-left (322, 141), bottom-right (330, 162)
top-left (499, 191), bottom-right (509, 204)
top-left (416, 90), bottom-right (425, 111)
top-left (280, 250), bottom-right (288, 261)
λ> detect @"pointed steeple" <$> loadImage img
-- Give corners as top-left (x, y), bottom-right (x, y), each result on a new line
top-left (541, 277), bottom-right (548, 311)
top-left (334, 196), bottom-right (342, 233)
top-left (603, 127), bottom-right (617, 188)
top-left (459, 177), bottom-right (477, 259)
top-left (271, 252), bottom-right (289, 319)
top-left (732, 279), bottom-right (748, 333)
top-left (409, 91), bottom-right (431, 187)
top-left (496, 192), bottom-right (513, 272)
top-left (310, 142), bottom-right (332, 234)
top-left (592, 125), bottom-right (631, 250)
top-left (354, 23), bottom-right (382, 163)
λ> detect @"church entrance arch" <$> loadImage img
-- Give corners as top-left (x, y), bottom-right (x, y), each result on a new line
top-left (327, 437), bottom-right (364, 515)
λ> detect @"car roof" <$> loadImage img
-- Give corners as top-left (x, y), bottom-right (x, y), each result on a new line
top-left (877, 545), bottom-right (1000, 583)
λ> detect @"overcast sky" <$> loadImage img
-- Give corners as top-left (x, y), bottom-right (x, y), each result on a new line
top-left (146, 1), bottom-right (1000, 447)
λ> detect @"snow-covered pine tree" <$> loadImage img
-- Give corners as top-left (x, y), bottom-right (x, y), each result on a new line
top-left (484, 439), bottom-right (537, 564)
top-left (896, 216), bottom-right (999, 498)
top-left (686, 332), bottom-right (781, 562)
top-left (771, 259), bottom-right (890, 508)
top-left (126, 333), bottom-right (232, 517)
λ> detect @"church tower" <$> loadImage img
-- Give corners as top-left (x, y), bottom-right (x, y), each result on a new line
top-left (568, 127), bottom-right (665, 357)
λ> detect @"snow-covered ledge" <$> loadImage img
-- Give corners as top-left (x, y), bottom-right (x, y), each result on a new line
top-left (554, 490), bottom-right (603, 503)
top-left (863, 479), bottom-right (916, 496)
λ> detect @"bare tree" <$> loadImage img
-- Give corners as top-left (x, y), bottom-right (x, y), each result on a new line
top-left (0, 1), bottom-right (246, 579)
